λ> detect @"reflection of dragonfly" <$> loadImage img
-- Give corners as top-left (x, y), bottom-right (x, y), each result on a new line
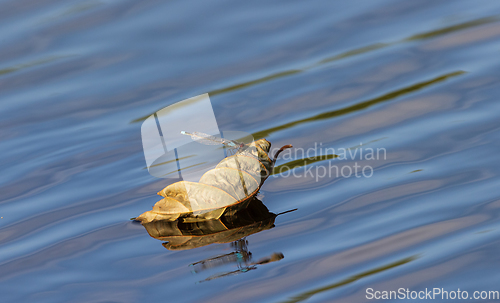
top-left (199, 266), bottom-right (258, 283)
top-left (190, 239), bottom-right (252, 272)
top-left (181, 131), bottom-right (245, 155)
top-left (196, 252), bottom-right (284, 283)
top-left (190, 238), bottom-right (285, 283)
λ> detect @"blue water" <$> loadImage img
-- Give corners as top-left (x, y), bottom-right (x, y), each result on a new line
top-left (2, 0), bottom-right (500, 302)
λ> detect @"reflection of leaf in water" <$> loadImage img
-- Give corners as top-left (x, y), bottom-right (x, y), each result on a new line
top-left (141, 198), bottom-right (278, 250)
top-left (135, 139), bottom-right (292, 223)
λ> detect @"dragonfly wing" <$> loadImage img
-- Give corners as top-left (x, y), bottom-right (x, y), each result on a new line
top-left (181, 131), bottom-right (244, 149)
top-left (188, 131), bottom-right (224, 145)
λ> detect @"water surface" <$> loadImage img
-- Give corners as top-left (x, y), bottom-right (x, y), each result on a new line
top-left (2, 0), bottom-right (500, 302)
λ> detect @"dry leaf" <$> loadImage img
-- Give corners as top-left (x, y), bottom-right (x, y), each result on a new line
top-left (135, 139), bottom-right (291, 223)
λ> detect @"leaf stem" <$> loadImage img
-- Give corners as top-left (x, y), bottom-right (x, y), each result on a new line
top-left (272, 144), bottom-right (293, 165)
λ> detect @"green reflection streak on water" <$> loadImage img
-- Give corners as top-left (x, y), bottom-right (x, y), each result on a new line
top-left (210, 70), bottom-right (302, 95)
top-left (61, 0), bottom-right (102, 16)
top-left (130, 71), bottom-right (301, 123)
top-left (130, 15), bottom-right (495, 124)
top-left (252, 70), bottom-right (465, 139)
top-left (405, 16), bottom-right (498, 41)
top-left (143, 154), bottom-right (194, 169)
top-left (282, 255), bottom-right (418, 303)
top-left (272, 138), bottom-right (385, 174)
top-left (0, 56), bottom-right (70, 77)
top-left (316, 43), bottom-right (389, 65)
top-left (272, 154), bottom-right (338, 175)
top-left (159, 162), bottom-right (207, 177)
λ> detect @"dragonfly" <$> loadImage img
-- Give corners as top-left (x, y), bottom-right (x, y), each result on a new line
top-left (180, 131), bottom-right (246, 155)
